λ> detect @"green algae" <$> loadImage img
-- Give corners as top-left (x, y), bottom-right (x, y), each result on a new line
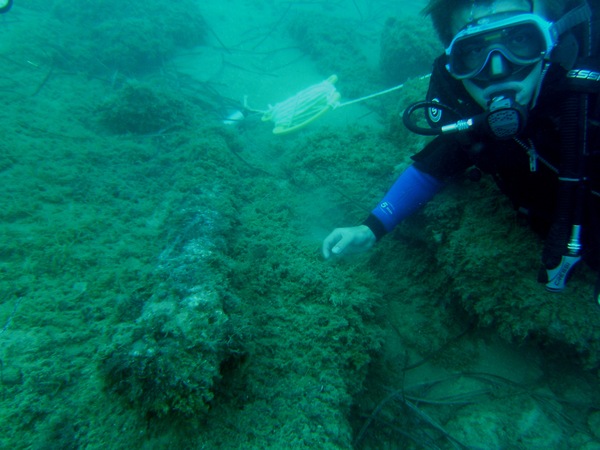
top-left (97, 80), bottom-right (194, 135)
top-left (51, 0), bottom-right (206, 75)
top-left (0, 2), bottom-right (598, 449)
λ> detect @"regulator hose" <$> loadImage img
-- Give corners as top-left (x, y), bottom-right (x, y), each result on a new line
top-left (402, 101), bottom-right (462, 136)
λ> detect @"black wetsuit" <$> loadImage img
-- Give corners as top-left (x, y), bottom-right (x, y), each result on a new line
top-left (412, 55), bottom-right (600, 270)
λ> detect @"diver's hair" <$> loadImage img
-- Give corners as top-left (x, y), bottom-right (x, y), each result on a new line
top-left (421, 0), bottom-right (491, 45)
top-left (422, 0), bottom-right (575, 46)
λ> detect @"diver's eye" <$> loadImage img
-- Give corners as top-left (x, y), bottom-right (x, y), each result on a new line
top-left (504, 25), bottom-right (543, 59)
top-left (463, 43), bottom-right (487, 57)
top-left (508, 30), bottom-right (532, 48)
top-left (458, 40), bottom-right (488, 68)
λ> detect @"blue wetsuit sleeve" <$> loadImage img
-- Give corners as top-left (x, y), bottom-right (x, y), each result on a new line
top-left (363, 165), bottom-right (443, 240)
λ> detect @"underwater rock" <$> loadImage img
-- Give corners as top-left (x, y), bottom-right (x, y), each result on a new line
top-left (445, 397), bottom-right (565, 448)
top-left (287, 13), bottom-right (371, 99)
top-left (0, 366), bottom-right (23, 386)
top-left (379, 17), bottom-right (440, 85)
top-left (589, 411), bottom-right (600, 440)
top-left (97, 81), bottom-right (190, 135)
top-left (52, 0), bottom-right (206, 74)
top-left (102, 203), bottom-right (239, 418)
top-left (411, 176), bottom-right (600, 368)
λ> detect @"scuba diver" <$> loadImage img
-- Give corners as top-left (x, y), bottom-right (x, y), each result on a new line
top-left (0, 0), bottom-right (12, 14)
top-left (322, 0), bottom-right (600, 306)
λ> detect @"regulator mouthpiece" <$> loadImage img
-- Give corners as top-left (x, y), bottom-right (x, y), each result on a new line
top-left (485, 93), bottom-right (527, 139)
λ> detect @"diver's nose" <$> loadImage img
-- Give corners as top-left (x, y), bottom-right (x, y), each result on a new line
top-left (486, 52), bottom-right (511, 80)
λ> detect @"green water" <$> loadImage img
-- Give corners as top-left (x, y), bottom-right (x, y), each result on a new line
top-left (0, 1), bottom-right (598, 448)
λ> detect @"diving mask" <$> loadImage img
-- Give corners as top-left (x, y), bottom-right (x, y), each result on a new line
top-left (446, 13), bottom-right (557, 80)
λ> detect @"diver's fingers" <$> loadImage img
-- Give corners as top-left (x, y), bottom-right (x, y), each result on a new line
top-left (322, 229), bottom-right (345, 259)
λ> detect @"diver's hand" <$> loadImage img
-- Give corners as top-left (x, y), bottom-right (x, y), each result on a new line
top-left (322, 225), bottom-right (376, 259)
